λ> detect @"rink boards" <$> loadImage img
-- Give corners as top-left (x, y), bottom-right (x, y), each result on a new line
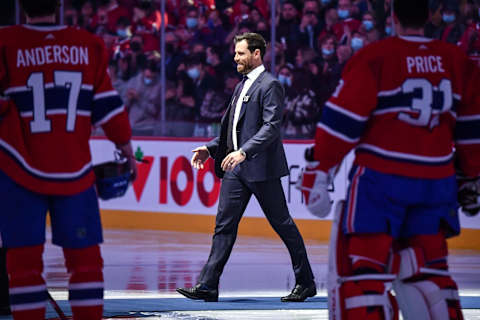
top-left (90, 137), bottom-right (480, 250)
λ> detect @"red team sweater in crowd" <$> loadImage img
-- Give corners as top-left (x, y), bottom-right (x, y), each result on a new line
top-left (314, 35), bottom-right (480, 179)
top-left (0, 24), bottom-right (131, 195)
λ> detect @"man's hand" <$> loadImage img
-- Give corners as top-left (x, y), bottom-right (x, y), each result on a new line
top-left (221, 150), bottom-right (246, 172)
top-left (191, 146), bottom-right (210, 170)
top-left (116, 142), bottom-right (137, 181)
top-left (296, 162), bottom-right (332, 218)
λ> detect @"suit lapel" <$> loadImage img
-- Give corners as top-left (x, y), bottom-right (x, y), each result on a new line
top-left (237, 71), bottom-right (266, 123)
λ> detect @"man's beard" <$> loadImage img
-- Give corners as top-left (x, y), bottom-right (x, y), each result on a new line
top-left (238, 58), bottom-right (254, 74)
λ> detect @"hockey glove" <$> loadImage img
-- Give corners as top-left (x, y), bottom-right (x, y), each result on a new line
top-left (296, 161), bottom-right (332, 218)
top-left (457, 174), bottom-right (480, 216)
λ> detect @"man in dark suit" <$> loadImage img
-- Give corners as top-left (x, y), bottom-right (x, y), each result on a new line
top-left (176, 32), bottom-right (316, 302)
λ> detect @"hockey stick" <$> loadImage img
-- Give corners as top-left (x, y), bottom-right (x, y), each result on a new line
top-left (47, 291), bottom-right (68, 320)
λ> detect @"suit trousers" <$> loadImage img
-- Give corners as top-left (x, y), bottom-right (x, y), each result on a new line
top-left (198, 170), bottom-right (314, 288)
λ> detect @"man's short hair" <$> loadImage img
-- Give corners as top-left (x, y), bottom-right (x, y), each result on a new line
top-left (234, 32), bottom-right (267, 60)
top-left (394, 0), bottom-right (429, 29)
top-left (20, 0), bottom-right (58, 18)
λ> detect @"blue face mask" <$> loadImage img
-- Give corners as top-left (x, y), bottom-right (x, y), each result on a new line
top-left (187, 67), bottom-right (200, 80)
top-left (186, 17), bottom-right (198, 29)
top-left (143, 77), bottom-right (153, 85)
top-left (351, 37), bottom-right (364, 51)
top-left (117, 29), bottom-right (128, 38)
top-left (278, 74), bottom-right (292, 87)
top-left (322, 47), bottom-right (334, 56)
top-left (321, 0), bottom-right (331, 5)
top-left (442, 14), bottom-right (455, 23)
top-left (362, 20), bottom-right (374, 31)
top-left (337, 9), bottom-right (350, 19)
top-left (385, 26), bottom-right (392, 36)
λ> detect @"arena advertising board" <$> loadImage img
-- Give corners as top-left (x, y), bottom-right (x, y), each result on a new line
top-left (90, 138), bottom-right (480, 229)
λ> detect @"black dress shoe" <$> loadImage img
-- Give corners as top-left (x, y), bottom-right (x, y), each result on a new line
top-left (176, 283), bottom-right (218, 302)
top-left (281, 283), bottom-right (316, 302)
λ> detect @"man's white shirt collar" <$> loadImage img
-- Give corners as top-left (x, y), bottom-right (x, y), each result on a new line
top-left (245, 64), bottom-right (265, 82)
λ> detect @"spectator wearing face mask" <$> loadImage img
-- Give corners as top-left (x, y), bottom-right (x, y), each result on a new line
top-left (360, 11), bottom-right (380, 44)
top-left (176, 54), bottom-right (218, 136)
top-left (350, 31), bottom-right (366, 53)
top-left (280, 64), bottom-right (319, 138)
top-left (332, 0), bottom-right (361, 44)
top-left (184, 6), bottom-right (201, 31)
top-left (124, 60), bottom-right (163, 135)
top-left (315, 34), bottom-right (342, 109)
top-left (115, 16), bottom-right (132, 40)
top-left (434, 2), bottom-right (466, 44)
top-left (384, 15), bottom-right (394, 37)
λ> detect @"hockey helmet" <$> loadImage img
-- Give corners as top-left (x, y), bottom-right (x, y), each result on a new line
top-left (93, 152), bottom-right (132, 200)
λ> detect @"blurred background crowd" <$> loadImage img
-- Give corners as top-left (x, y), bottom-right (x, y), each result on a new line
top-left (2, 0), bottom-right (480, 138)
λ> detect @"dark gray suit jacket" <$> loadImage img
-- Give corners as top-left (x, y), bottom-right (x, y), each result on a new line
top-left (205, 69), bottom-right (289, 181)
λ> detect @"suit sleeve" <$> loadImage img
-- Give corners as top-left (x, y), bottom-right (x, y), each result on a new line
top-left (240, 80), bottom-right (284, 158)
top-left (206, 136), bottom-right (220, 158)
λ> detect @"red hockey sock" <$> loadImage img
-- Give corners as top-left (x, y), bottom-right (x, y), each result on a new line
top-left (7, 245), bottom-right (47, 320)
top-left (63, 245), bottom-right (104, 320)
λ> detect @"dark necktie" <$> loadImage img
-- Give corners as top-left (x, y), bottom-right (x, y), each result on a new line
top-left (227, 76), bottom-right (248, 153)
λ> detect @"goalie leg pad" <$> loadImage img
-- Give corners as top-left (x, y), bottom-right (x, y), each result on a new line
top-left (328, 201), bottom-right (398, 320)
top-left (393, 233), bottom-right (463, 320)
top-left (7, 245), bottom-right (47, 320)
top-left (63, 245), bottom-right (104, 320)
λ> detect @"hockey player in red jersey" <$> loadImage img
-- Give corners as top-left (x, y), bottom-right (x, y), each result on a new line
top-left (0, 1), bottom-right (137, 319)
top-left (298, 0), bottom-right (480, 318)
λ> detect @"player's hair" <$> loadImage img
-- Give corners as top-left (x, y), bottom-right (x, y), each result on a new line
top-left (234, 32), bottom-right (267, 60)
top-left (19, 0), bottom-right (58, 18)
top-left (393, 0), bottom-right (429, 29)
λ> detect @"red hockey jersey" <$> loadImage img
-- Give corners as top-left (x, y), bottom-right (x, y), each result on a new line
top-left (314, 35), bottom-right (480, 179)
top-left (0, 24), bottom-right (132, 195)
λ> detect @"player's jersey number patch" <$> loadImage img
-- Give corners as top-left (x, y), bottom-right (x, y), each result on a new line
top-left (27, 71), bottom-right (83, 133)
top-left (398, 78), bottom-right (452, 129)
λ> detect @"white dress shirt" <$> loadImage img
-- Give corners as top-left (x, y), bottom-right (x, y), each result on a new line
top-left (232, 64), bottom-right (265, 151)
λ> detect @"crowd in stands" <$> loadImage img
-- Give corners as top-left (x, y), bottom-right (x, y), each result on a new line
top-left (62, 0), bottom-right (480, 138)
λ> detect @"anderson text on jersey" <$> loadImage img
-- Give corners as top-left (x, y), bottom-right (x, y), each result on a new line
top-left (16, 45), bottom-right (89, 68)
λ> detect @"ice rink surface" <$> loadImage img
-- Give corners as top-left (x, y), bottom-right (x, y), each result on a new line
top-left (2, 229), bottom-right (479, 319)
